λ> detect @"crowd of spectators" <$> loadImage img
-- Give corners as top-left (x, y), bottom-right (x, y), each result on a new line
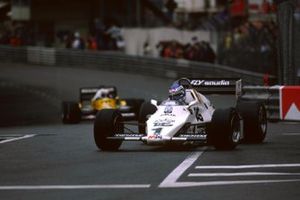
top-left (156, 37), bottom-right (216, 63)
top-left (224, 20), bottom-right (277, 52)
top-left (0, 22), bottom-right (36, 47)
top-left (0, 19), bottom-right (125, 52)
top-left (220, 19), bottom-right (278, 74)
top-left (57, 19), bottom-right (125, 51)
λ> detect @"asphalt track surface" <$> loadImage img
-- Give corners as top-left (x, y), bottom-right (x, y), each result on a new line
top-left (0, 63), bottom-right (300, 200)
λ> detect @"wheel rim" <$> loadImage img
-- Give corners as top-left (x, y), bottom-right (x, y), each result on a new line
top-left (113, 115), bottom-right (123, 135)
top-left (259, 106), bottom-right (267, 133)
top-left (231, 115), bottom-right (241, 143)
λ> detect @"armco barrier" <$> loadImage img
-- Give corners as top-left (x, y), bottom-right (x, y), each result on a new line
top-left (240, 86), bottom-right (281, 121)
top-left (27, 46), bottom-right (56, 65)
top-left (240, 85), bottom-right (300, 121)
top-left (1, 45), bottom-right (298, 121)
top-left (0, 45), bottom-right (274, 85)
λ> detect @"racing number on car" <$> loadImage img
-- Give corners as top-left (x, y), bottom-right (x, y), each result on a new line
top-left (152, 128), bottom-right (162, 135)
top-left (164, 106), bottom-right (173, 114)
top-left (194, 107), bottom-right (203, 121)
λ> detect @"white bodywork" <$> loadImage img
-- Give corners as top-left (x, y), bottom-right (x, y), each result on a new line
top-left (143, 89), bottom-right (215, 144)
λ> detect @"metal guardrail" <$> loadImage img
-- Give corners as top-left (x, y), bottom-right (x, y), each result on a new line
top-left (2, 45), bottom-right (298, 121)
top-left (0, 45), bottom-right (275, 85)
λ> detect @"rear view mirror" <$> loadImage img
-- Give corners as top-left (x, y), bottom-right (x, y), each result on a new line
top-left (188, 100), bottom-right (198, 108)
top-left (151, 99), bottom-right (158, 107)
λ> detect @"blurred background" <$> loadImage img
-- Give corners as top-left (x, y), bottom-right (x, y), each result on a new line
top-left (0, 0), bottom-right (299, 80)
top-left (0, 0), bottom-right (299, 126)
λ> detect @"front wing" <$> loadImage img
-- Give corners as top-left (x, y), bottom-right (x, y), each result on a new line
top-left (106, 133), bottom-right (207, 143)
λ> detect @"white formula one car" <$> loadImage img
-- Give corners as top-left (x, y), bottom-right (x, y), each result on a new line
top-left (94, 78), bottom-right (267, 151)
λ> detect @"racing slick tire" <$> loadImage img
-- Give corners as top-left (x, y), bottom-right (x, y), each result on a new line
top-left (94, 109), bottom-right (123, 151)
top-left (62, 101), bottom-right (81, 124)
top-left (138, 102), bottom-right (157, 134)
top-left (237, 101), bottom-right (267, 144)
top-left (208, 108), bottom-right (241, 150)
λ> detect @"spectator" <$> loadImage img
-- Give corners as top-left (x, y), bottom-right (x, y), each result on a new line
top-left (157, 39), bottom-right (216, 63)
top-left (72, 32), bottom-right (85, 50)
top-left (94, 18), bottom-right (106, 50)
top-left (224, 33), bottom-right (232, 49)
top-left (87, 35), bottom-right (98, 50)
top-left (162, 43), bottom-right (173, 58)
top-left (143, 41), bottom-right (152, 56)
top-left (106, 24), bottom-right (124, 50)
top-left (64, 32), bottom-right (73, 49)
top-left (9, 33), bottom-right (21, 47)
top-left (220, 19), bottom-right (278, 74)
top-left (261, 0), bottom-right (271, 14)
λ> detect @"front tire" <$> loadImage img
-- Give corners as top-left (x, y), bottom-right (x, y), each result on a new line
top-left (94, 109), bottom-right (123, 151)
top-left (208, 108), bottom-right (241, 150)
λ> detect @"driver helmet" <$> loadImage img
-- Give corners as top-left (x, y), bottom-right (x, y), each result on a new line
top-left (169, 81), bottom-right (186, 101)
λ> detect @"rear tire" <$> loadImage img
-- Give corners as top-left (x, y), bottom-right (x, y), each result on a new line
top-left (94, 109), bottom-right (123, 151)
top-left (237, 101), bottom-right (267, 143)
top-left (208, 108), bottom-right (241, 150)
top-left (138, 102), bottom-right (157, 134)
top-left (62, 101), bottom-right (81, 124)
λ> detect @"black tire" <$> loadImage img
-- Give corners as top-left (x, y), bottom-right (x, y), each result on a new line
top-left (94, 109), bottom-right (123, 151)
top-left (237, 101), bottom-right (267, 143)
top-left (138, 102), bottom-right (157, 134)
top-left (208, 108), bottom-right (241, 150)
top-left (62, 101), bottom-right (81, 124)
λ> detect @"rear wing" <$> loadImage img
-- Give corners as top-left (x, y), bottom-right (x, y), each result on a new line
top-left (79, 86), bottom-right (118, 101)
top-left (189, 78), bottom-right (242, 97)
top-left (80, 87), bottom-right (99, 102)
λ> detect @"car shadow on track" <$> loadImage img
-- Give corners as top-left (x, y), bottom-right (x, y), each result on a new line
top-left (95, 144), bottom-right (201, 153)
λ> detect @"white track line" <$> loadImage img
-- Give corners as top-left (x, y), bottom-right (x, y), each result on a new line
top-left (159, 149), bottom-right (300, 188)
top-left (161, 179), bottom-right (300, 188)
top-left (195, 164), bottom-right (300, 169)
top-left (0, 184), bottom-right (151, 190)
top-left (0, 134), bottom-right (35, 144)
top-left (188, 172), bottom-right (300, 177)
top-left (282, 133), bottom-right (300, 136)
top-left (159, 149), bottom-right (206, 188)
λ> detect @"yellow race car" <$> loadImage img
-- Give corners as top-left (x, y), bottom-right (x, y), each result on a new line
top-left (62, 86), bottom-right (144, 124)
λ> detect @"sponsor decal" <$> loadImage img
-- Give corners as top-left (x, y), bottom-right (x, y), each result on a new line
top-left (154, 119), bottom-right (175, 127)
top-left (280, 86), bottom-right (300, 120)
top-left (160, 113), bottom-right (176, 117)
top-left (191, 80), bottom-right (230, 86)
top-left (148, 135), bottom-right (162, 139)
top-left (152, 128), bottom-right (162, 135)
top-left (81, 89), bottom-right (99, 93)
top-left (115, 134), bottom-right (144, 137)
top-left (179, 134), bottom-right (207, 139)
top-left (148, 128), bottom-right (163, 139)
